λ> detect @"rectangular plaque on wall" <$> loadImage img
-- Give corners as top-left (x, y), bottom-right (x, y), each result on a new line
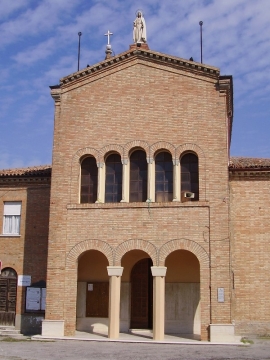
top-left (218, 287), bottom-right (225, 302)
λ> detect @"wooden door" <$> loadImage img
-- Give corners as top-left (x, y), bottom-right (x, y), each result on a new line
top-left (86, 282), bottom-right (109, 317)
top-left (130, 258), bottom-right (153, 329)
top-left (0, 269), bottom-right (17, 326)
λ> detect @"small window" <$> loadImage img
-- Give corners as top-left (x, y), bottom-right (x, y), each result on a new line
top-left (155, 152), bottom-right (173, 202)
top-left (105, 154), bottom-right (122, 203)
top-left (181, 153), bottom-right (199, 201)
top-left (80, 157), bottom-right (98, 203)
top-left (3, 202), bottom-right (21, 235)
top-left (130, 150), bottom-right (147, 202)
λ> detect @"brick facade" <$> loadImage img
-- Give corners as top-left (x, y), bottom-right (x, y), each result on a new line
top-left (0, 46), bottom-right (269, 340)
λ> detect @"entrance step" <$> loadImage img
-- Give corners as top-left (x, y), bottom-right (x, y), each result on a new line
top-left (0, 326), bottom-right (23, 338)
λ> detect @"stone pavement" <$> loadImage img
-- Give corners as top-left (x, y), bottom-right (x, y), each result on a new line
top-left (0, 335), bottom-right (270, 360)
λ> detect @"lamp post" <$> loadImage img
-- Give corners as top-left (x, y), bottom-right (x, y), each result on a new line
top-left (77, 32), bottom-right (82, 71)
top-left (199, 21), bottom-right (203, 64)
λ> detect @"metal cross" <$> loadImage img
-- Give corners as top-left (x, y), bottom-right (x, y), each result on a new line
top-left (104, 30), bottom-right (113, 45)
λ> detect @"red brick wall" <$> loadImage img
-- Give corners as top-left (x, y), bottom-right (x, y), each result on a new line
top-left (0, 182), bottom-right (50, 322)
top-left (230, 173), bottom-right (270, 335)
top-left (46, 54), bottom-right (231, 338)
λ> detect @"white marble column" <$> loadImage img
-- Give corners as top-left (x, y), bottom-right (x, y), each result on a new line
top-left (121, 159), bottom-right (129, 202)
top-left (107, 266), bottom-right (123, 339)
top-left (96, 162), bottom-right (105, 203)
top-left (147, 158), bottom-right (155, 202)
top-left (151, 266), bottom-right (167, 340)
top-left (173, 159), bottom-right (180, 201)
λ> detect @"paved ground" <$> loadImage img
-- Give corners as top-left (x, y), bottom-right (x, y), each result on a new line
top-left (0, 337), bottom-right (270, 360)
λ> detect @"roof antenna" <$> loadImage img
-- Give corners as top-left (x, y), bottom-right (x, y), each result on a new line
top-left (77, 32), bottom-right (82, 71)
top-left (199, 21), bottom-right (203, 63)
top-left (104, 30), bottom-right (113, 59)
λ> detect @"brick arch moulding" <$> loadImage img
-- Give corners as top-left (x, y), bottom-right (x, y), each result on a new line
top-left (66, 239), bottom-right (114, 269)
top-left (115, 239), bottom-right (158, 266)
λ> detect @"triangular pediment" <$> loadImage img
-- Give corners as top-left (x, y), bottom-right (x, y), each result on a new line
top-left (59, 47), bottom-right (220, 89)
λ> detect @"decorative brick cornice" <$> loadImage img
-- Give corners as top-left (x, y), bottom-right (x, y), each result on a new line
top-left (59, 48), bottom-right (220, 88)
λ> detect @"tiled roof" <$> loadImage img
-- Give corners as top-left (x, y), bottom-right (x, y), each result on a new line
top-left (0, 165), bottom-right (52, 177)
top-left (229, 157), bottom-right (270, 170)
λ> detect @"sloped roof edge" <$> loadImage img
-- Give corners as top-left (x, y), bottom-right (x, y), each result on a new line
top-left (0, 165), bottom-right (52, 178)
top-left (59, 47), bottom-right (220, 86)
top-left (229, 157), bottom-right (270, 170)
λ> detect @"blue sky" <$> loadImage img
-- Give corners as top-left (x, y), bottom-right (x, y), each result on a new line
top-left (1, 0), bottom-right (270, 169)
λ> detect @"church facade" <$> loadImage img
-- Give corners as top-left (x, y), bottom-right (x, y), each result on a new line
top-left (0, 42), bottom-right (270, 341)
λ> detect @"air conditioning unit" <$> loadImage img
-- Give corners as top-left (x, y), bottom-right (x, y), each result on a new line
top-left (181, 191), bottom-right (195, 202)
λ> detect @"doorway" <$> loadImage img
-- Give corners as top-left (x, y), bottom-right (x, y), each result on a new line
top-left (130, 258), bottom-right (153, 329)
top-left (0, 268), bottom-right (17, 326)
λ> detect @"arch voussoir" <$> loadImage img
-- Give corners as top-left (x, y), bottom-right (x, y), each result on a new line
top-left (66, 239), bottom-right (114, 267)
top-left (159, 238), bottom-right (209, 267)
top-left (115, 239), bottom-right (158, 266)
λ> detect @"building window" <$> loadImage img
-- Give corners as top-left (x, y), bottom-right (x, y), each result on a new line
top-left (3, 202), bottom-right (21, 235)
top-left (130, 150), bottom-right (147, 202)
top-left (181, 153), bottom-right (199, 201)
top-left (105, 154), bottom-right (122, 203)
top-left (155, 152), bottom-right (173, 202)
top-left (80, 157), bottom-right (98, 203)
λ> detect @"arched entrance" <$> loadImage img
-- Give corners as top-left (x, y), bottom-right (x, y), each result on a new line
top-left (165, 250), bottom-right (200, 337)
top-left (76, 250), bottom-right (109, 333)
top-left (130, 258), bottom-right (153, 329)
top-left (0, 267), bottom-right (17, 326)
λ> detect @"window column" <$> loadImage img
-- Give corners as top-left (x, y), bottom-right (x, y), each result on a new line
top-left (121, 159), bottom-right (129, 202)
top-left (173, 159), bottom-right (180, 201)
top-left (96, 162), bottom-right (105, 203)
top-left (147, 158), bottom-right (155, 202)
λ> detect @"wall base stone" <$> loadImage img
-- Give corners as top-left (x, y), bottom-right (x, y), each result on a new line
top-left (42, 320), bottom-right (64, 337)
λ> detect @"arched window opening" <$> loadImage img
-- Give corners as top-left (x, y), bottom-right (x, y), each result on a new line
top-left (181, 153), bottom-right (199, 201)
top-left (155, 152), bottom-right (173, 202)
top-left (80, 157), bottom-right (98, 203)
top-left (130, 150), bottom-right (147, 202)
top-left (105, 153), bottom-right (122, 203)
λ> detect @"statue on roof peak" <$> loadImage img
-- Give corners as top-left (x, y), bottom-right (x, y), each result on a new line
top-left (133, 11), bottom-right (147, 44)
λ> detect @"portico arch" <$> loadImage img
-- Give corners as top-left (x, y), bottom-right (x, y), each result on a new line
top-left (159, 239), bottom-right (210, 341)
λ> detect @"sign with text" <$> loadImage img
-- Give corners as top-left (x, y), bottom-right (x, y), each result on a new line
top-left (217, 287), bottom-right (225, 302)
top-left (18, 275), bottom-right (31, 286)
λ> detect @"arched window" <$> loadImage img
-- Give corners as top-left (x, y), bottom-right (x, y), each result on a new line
top-left (181, 153), bottom-right (199, 201)
top-left (130, 150), bottom-right (147, 202)
top-left (155, 152), bottom-right (173, 202)
top-left (105, 154), bottom-right (122, 203)
top-left (80, 157), bottom-right (98, 203)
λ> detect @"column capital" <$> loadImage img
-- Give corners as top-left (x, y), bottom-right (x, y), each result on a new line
top-left (107, 266), bottom-right (123, 277)
top-left (151, 266), bottom-right (167, 277)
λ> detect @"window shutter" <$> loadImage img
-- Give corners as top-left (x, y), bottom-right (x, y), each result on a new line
top-left (4, 202), bottom-right (21, 215)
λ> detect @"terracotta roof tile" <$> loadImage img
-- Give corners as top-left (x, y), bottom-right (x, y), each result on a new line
top-left (0, 165), bottom-right (52, 177)
top-left (229, 157), bottom-right (270, 170)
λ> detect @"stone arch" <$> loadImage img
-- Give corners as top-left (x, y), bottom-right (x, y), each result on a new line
top-left (159, 238), bottom-right (209, 267)
top-left (100, 144), bottom-right (124, 163)
top-left (115, 239), bottom-right (158, 266)
top-left (123, 140), bottom-right (150, 162)
top-left (150, 141), bottom-right (176, 161)
top-left (66, 239), bottom-right (114, 268)
top-left (176, 143), bottom-right (206, 201)
top-left (69, 147), bottom-right (100, 203)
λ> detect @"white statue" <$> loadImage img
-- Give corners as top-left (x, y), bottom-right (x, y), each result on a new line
top-left (133, 11), bottom-right (147, 43)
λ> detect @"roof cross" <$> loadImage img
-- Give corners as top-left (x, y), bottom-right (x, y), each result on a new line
top-left (104, 30), bottom-right (113, 45)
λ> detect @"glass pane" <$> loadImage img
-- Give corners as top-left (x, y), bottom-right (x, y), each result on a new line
top-left (155, 182), bottom-right (164, 191)
top-left (130, 181), bottom-right (139, 192)
top-left (156, 192), bottom-right (164, 202)
top-left (106, 174), bottom-right (114, 183)
top-left (105, 194), bottom-right (113, 203)
top-left (105, 184), bottom-right (114, 194)
top-left (130, 170), bottom-right (138, 180)
top-left (155, 163), bottom-right (164, 171)
top-left (156, 172), bottom-right (164, 182)
top-left (165, 162), bottom-right (173, 171)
